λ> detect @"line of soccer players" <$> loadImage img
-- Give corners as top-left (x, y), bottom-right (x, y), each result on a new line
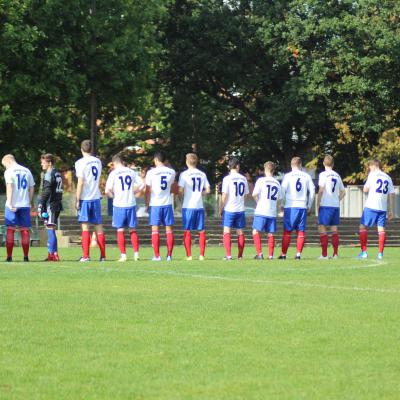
top-left (1, 140), bottom-right (394, 262)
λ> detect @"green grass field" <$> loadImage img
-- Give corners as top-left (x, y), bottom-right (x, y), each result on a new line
top-left (1, 246), bottom-right (400, 399)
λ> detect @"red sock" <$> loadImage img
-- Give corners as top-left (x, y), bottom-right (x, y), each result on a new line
top-left (6, 228), bottom-right (15, 258)
top-left (130, 230), bottom-right (139, 252)
top-left (223, 233), bottom-right (231, 257)
top-left (199, 231), bottom-right (206, 256)
top-left (238, 234), bottom-right (245, 258)
top-left (82, 230), bottom-right (90, 258)
top-left (332, 232), bottom-right (339, 256)
top-left (268, 233), bottom-right (275, 258)
top-left (183, 230), bottom-right (192, 257)
top-left (166, 231), bottom-right (174, 257)
top-left (97, 232), bottom-right (106, 258)
top-left (359, 229), bottom-right (367, 252)
top-left (296, 231), bottom-right (305, 254)
top-left (152, 231), bottom-right (160, 257)
top-left (117, 231), bottom-right (126, 254)
top-left (320, 233), bottom-right (328, 257)
top-left (20, 229), bottom-right (30, 257)
top-left (378, 231), bottom-right (386, 253)
top-left (253, 232), bottom-right (262, 255)
top-left (281, 230), bottom-right (291, 255)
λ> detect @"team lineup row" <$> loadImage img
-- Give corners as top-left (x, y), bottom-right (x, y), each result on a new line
top-left (1, 140), bottom-right (394, 262)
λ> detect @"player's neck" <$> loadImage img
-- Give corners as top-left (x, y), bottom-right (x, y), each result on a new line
top-left (265, 173), bottom-right (272, 178)
top-left (230, 169), bottom-right (239, 174)
top-left (291, 167), bottom-right (301, 172)
top-left (187, 165), bottom-right (197, 170)
top-left (325, 167), bottom-right (333, 171)
top-left (46, 166), bottom-right (53, 173)
top-left (82, 152), bottom-right (92, 158)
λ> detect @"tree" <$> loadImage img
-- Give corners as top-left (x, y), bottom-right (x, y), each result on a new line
top-left (0, 0), bottom-right (166, 180)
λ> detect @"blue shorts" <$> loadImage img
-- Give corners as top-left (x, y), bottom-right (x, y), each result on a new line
top-left (112, 206), bottom-right (137, 229)
top-left (182, 208), bottom-right (205, 231)
top-left (283, 208), bottom-right (307, 232)
top-left (149, 205), bottom-right (174, 226)
top-left (252, 215), bottom-right (277, 233)
top-left (318, 206), bottom-right (340, 226)
top-left (360, 208), bottom-right (386, 228)
top-left (222, 211), bottom-right (246, 229)
top-left (78, 199), bottom-right (102, 224)
top-left (5, 207), bottom-right (31, 228)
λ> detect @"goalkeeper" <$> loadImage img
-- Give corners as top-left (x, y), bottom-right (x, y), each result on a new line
top-left (37, 154), bottom-right (64, 261)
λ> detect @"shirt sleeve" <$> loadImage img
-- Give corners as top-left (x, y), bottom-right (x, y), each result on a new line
top-left (388, 178), bottom-right (395, 194)
top-left (307, 176), bottom-right (316, 208)
top-left (178, 172), bottom-right (185, 188)
top-left (4, 170), bottom-right (13, 184)
top-left (75, 161), bottom-right (84, 178)
top-left (145, 170), bottom-right (152, 186)
top-left (244, 179), bottom-right (250, 195)
top-left (364, 175), bottom-right (371, 190)
top-left (204, 175), bottom-right (210, 189)
top-left (339, 177), bottom-right (345, 191)
top-left (105, 173), bottom-right (114, 193)
top-left (252, 179), bottom-right (261, 196)
top-left (222, 177), bottom-right (228, 194)
top-left (318, 173), bottom-right (326, 188)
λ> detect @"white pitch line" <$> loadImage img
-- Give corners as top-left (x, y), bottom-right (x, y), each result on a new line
top-left (53, 263), bottom-right (400, 294)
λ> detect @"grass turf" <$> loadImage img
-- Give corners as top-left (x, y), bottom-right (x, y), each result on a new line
top-left (1, 246), bottom-right (400, 399)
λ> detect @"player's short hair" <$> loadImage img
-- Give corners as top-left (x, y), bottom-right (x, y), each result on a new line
top-left (154, 151), bottom-right (167, 163)
top-left (264, 161), bottom-right (275, 173)
top-left (1, 154), bottom-right (15, 164)
top-left (186, 153), bottom-right (198, 167)
top-left (41, 153), bottom-right (56, 164)
top-left (323, 155), bottom-right (334, 167)
top-left (81, 140), bottom-right (92, 153)
top-left (368, 159), bottom-right (381, 168)
top-left (291, 157), bottom-right (302, 167)
top-left (228, 158), bottom-right (240, 170)
top-left (112, 154), bottom-right (124, 164)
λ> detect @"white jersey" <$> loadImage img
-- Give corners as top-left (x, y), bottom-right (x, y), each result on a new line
top-left (4, 163), bottom-right (35, 208)
top-left (105, 167), bottom-right (144, 208)
top-left (364, 170), bottom-right (394, 212)
top-left (75, 156), bottom-right (102, 201)
top-left (281, 170), bottom-right (315, 209)
top-left (179, 168), bottom-right (210, 209)
top-left (145, 166), bottom-right (176, 206)
top-left (222, 172), bottom-right (249, 213)
top-left (253, 176), bottom-right (281, 217)
top-left (319, 170), bottom-right (345, 208)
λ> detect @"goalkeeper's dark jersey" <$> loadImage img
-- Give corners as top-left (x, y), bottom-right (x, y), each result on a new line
top-left (38, 169), bottom-right (63, 210)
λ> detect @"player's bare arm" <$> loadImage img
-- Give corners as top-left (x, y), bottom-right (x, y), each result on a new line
top-left (6, 183), bottom-right (16, 212)
top-left (339, 189), bottom-right (346, 201)
top-left (29, 184), bottom-right (35, 210)
top-left (145, 185), bottom-right (151, 210)
top-left (363, 186), bottom-right (369, 193)
top-left (220, 192), bottom-right (227, 216)
top-left (388, 193), bottom-right (394, 220)
top-left (76, 177), bottom-right (84, 210)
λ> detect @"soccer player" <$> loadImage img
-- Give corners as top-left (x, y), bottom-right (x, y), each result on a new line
top-left (317, 155), bottom-right (346, 259)
top-left (178, 153), bottom-right (211, 260)
top-left (105, 154), bottom-right (144, 262)
top-left (279, 157), bottom-right (315, 260)
top-left (252, 161), bottom-right (281, 260)
top-left (359, 159), bottom-right (394, 260)
top-left (75, 140), bottom-right (106, 262)
top-left (2, 154), bottom-right (35, 262)
top-left (145, 151), bottom-right (176, 261)
top-left (37, 154), bottom-right (63, 261)
top-left (221, 158), bottom-right (249, 260)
